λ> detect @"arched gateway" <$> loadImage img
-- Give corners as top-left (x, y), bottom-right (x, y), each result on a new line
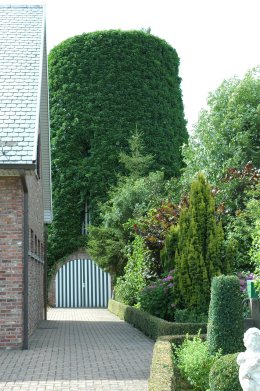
top-left (48, 251), bottom-right (112, 308)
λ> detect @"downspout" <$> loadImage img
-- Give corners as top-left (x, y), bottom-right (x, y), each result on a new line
top-left (44, 225), bottom-right (48, 320)
top-left (20, 174), bottom-right (29, 350)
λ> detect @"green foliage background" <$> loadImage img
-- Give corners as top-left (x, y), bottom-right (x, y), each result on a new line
top-left (182, 67), bottom-right (260, 188)
top-left (48, 30), bottom-right (187, 268)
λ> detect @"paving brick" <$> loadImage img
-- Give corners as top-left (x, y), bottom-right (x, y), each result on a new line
top-left (0, 308), bottom-right (154, 390)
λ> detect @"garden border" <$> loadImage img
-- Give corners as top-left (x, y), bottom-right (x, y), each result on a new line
top-left (108, 299), bottom-right (207, 340)
top-left (148, 339), bottom-right (174, 391)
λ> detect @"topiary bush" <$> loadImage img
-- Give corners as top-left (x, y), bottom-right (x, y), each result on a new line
top-left (48, 29), bottom-right (188, 266)
top-left (207, 275), bottom-right (244, 355)
top-left (209, 353), bottom-right (242, 391)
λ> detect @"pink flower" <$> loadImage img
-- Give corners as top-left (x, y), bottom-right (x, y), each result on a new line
top-left (163, 275), bottom-right (173, 282)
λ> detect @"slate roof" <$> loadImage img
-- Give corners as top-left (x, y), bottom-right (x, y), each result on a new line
top-left (0, 5), bottom-right (44, 164)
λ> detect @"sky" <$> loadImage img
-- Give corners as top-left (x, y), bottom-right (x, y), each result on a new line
top-left (2, 0), bottom-right (260, 132)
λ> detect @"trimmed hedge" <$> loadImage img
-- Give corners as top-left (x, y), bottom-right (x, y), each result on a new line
top-left (149, 340), bottom-right (175, 391)
top-left (108, 299), bottom-right (207, 340)
top-left (209, 353), bottom-right (242, 391)
top-left (149, 336), bottom-right (207, 391)
top-left (207, 275), bottom-right (244, 355)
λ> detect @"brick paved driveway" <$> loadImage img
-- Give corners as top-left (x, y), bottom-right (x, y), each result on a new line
top-left (0, 308), bottom-right (154, 391)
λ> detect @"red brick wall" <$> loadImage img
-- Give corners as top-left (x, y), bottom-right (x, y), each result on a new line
top-left (0, 177), bottom-right (24, 349)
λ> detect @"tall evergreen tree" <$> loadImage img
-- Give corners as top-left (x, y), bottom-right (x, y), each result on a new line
top-left (175, 173), bottom-right (228, 314)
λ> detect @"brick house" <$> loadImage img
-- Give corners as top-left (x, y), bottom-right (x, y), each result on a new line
top-left (0, 5), bottom-right (52, 349)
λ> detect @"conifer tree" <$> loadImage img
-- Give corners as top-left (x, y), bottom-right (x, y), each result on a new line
top-left (160, 225), bottom-right (179, 273)
top-left (175, 173), bottom-right (227, 314)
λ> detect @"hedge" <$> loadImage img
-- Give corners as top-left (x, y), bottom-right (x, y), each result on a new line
top-left (148, 339), bottom-right (175, 391)
top-left (108, 299), bottom-right (207, 340)
top-left (209, 353), bottom-right (242, 391)
top-left (207, 275), bottom-right (244, 355)
top-left (149, 335), bottom-right (208, 391)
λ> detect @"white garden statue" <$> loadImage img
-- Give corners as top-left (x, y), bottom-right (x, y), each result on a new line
top-left (237, 327), bottom-right (260, 391)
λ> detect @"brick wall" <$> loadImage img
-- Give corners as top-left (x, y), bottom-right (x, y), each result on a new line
top-left (0, 177), bottom-right (24, 349)
top-left (0, 173), bottom-right (45, 349)
top-left (26, 173), bottom-right (45, 336)
top-left (28, 258), bottom-right (44, 333)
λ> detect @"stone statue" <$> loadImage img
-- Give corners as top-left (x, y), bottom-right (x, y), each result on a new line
top-left (237, 327), bottom-right (260, 391)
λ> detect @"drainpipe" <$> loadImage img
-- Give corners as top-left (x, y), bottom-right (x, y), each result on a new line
top-left (44, 225), bottom-right (48, 320)
top-left (20, 174), bottom-right (29, 350)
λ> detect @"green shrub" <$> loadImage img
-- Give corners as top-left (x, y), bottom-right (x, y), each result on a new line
top-left (209, 353), bottom-right (242, 391)
top-left (158, 334), bottom-right (207, 346)
top-left (108, 299), bottom-right (207, 340)
top-left (149, 335), bottom-right (207, 391)
top-left (207, 275), bottom-right (244, 355)
top-left (175, 334), bottom-right (221, 391)
top-left (174, 309), bottom-right (208, 323)
top-left (114, 236), bottom-right (150, 305)
top-left (226, 184), bottom-right (260, 271)
top-left (148, 340), bottom-right (174, 391)
top-left (139, 272), bottom-right (175, 321)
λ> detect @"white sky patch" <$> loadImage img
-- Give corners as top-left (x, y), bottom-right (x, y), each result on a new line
top-left (2, 0), bottom-right (259, 132)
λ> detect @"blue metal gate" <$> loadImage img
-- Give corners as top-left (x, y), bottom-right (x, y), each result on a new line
top-left (55, 259), bottom-right (112, 308)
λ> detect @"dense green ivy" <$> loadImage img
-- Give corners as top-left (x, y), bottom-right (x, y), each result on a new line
top-left (48, 30), bottom-right (187, 267)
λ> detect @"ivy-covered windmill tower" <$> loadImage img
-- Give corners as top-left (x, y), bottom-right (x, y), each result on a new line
top-left (48, 30), bottom-right (188, 268)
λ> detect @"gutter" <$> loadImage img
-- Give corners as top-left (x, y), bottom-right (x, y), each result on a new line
top-left (20, 173), bottom-right (29, 350)
top-left (0, 164), bottom-right (36, 170)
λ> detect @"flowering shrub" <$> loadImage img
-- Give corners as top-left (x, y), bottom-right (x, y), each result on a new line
top-left (139, 271), bottom-right (175, 321)
top-left (236, 271), bottom-right (254, 318)
top-left (237, 271), bottom-right (254, 292)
